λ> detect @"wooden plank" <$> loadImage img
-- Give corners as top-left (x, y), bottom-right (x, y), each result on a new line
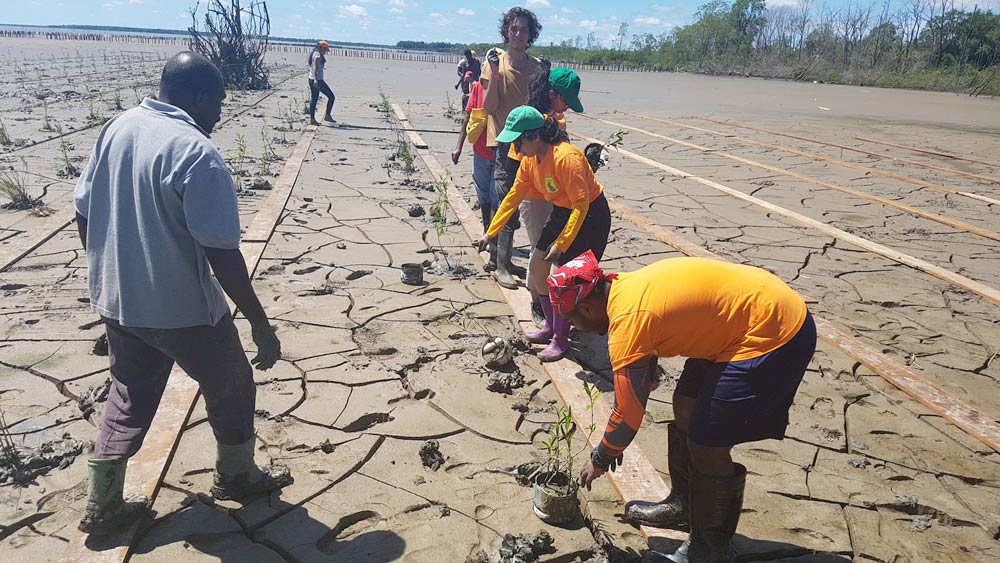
top-left (630, 113), bottom-right (1000, 207)
top-left (855, 136), bottom-right (1000, 169)
top-left (61, 128), bottom-right (315, 562)
top-left (610, 193), bottom-right (1000, 455)
top-left (570, 130), bottom-right (1000, 307)
top-left (241, 127), bottom-right (316, 242)
top-left (694, 116), bottom-right (1000, 186)
top-left (390, 103), bottom-right (688, 552)
top-left (583, 114), bottom-right (1000, 243)
top-left (0, 214), bottom-right (75, 273)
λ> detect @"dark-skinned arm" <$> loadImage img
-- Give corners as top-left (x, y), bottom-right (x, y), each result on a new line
top-left (593, 355), bottom-right (657, 469)
top-left (204, 247), bottom-right (281, 370)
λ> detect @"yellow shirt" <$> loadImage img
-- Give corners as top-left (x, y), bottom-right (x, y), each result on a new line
top-left (481, 49), bottom-right (541, 148)
top-left (606, 258), bottom-right (807, 370)
top-left (487, 141), bottom-right (604, 251)
top-left (507, 112), bottom-right (567, 161)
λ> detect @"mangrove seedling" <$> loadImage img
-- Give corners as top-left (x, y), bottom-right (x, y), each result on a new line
top-left (112, 87), bottom-right (123, 111)
top-left (430, 176), bottom-right (452, 268)
top-left (233, 134), bottom-right (248, 178)
top-left (0, 159), bottom-right (39, 210)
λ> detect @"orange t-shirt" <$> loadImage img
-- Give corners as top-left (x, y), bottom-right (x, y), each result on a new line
top-left (507, 112), bottom-right (566, 161)
top-left (486, 141), bottom-right (603, 251)
top-left (606, 257), bottom-right (807, 370)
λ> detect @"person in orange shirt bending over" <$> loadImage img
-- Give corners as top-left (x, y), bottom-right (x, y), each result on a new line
top-left (551, 252), bottom-right (817, 563)
top-left (477, 106), bottom-right (611, 362)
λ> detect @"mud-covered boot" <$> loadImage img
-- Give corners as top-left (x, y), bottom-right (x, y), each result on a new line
top-left (538, 308), bottom-right (570, 362)
top-left (78, 458), bottom-right (150, 534)
top-left (493, 229), bottom-right (519, 289)
top-left (625, 423), bottom-right (691, 529)
top-left (526, 295), bottom-right (554, 344)
top-left (681, 463), bottom-right (746, 563)
top-left (530, 298), bottom-right (546, 327)
top-left (211, 437), bottom-right (294, 501)
top-left (486, 240), bottom-right (498, 272)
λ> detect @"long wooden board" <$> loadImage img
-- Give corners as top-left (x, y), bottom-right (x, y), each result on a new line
top-left (582, 114), bottom-right (1000, 243)
top-left (390, 103), bottom-right (689, 552)
top-left (606, 197), bottom-right (1000, 454)
top-left (60, 126), bottom-right (316, 562)
top-left (693, 116), bottom-right (1000, 186)
top-left (855, 136), bottom-right (1000, 169)
top-left (571, 130), bottom-right (1000, 308)
top-left (631, 113), bottom-right (1000, 207)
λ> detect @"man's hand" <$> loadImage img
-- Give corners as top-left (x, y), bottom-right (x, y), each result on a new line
top-left (579, 460), bottom-right (606, 491)
top-left (476, 234), bottom-right (493, 252)
top-left (451, 148), bottom-right (461, 165)
top-left (486, 48), bottom-right (500, 68)
top-left (250, 323), bottom-right (281, 370)
top-left (454, 83), bottom-right (460, 90)
top-left (544, 244), bottom-right (563, 263)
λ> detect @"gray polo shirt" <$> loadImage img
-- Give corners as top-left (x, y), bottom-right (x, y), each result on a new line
top-left (74, 98), bottom-right (240, 329)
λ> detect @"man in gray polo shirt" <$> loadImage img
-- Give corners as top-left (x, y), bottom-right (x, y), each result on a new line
top-left (74, 52), bottom-right (291, 534)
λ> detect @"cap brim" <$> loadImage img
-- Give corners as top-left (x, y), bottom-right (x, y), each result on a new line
top-left (496, 129), bottom-right (523, 143)
top-left (566, 96), bottom-right (584, 113)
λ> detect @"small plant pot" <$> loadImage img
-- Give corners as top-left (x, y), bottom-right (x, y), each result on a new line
top-left (533, 471), bottom-right (579, 524)
top-left (400, 263), bottom-right (424, 285)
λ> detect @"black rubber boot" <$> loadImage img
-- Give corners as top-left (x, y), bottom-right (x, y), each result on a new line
top-left (531, 298), bottom-right (546, 327)
top-left (682, 463), bottom-right (746, 563)
top-left (493, 229), bottom-right (519, 289)
top-left (625, 423), bottom-right (691, 529)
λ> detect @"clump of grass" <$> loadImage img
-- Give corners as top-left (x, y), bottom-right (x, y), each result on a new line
top-left (112, 88), bottom-right (123, 111)
top-left (258, 124), bottom-right (273, 176)
top-left (232, 134), bottom-right (248, 178)
top-left (0, 159), bottom-right (41, 210)
top-left (430, 176), bottom-right (452, 269)
top-left (0, 119), bottom-right (12, 146)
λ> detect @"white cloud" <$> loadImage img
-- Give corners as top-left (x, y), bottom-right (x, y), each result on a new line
top-left (128, 0), bottom-right (142, 4)
top-left (390, 7), bottom-right (404, 13)
top-left (561, 7), bottom-right (580, 13)
top-left (579, 18), bottom-right (619, 32)
top-left (526, 0), bottom-right (550, 6)
top-left (338, 4), bottom-right (368, 17)
top-left (429, 11), bottom-right (442, 17)
top-left (633, 16), bottom-right (662, 26)
top-left (551, 14), bottom-right (572, 25)
top-left (389, 0), bottom-right (407, 6)
top-left (766, 0), bottom-right (803, 6)
top-left (457, 8), bottom-right (474, 16)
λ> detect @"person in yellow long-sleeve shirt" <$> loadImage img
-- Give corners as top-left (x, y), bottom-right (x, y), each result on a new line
top-left (477, 106), bottom-right (611, 362)
top-left (547, 252), bottom-right (816, 563)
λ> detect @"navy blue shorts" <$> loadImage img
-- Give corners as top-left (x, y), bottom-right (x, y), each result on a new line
top-left (676, 311), bottom-right (817, 448)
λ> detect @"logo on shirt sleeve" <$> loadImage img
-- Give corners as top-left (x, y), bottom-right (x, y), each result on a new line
top-left (544, 177), bottom-right (559, 194)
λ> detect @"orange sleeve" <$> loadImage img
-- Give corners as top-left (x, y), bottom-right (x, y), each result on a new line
top-left (594, 356), bottom-right (656, 466)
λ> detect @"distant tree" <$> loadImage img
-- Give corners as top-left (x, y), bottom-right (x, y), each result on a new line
top-left (188, 0), bottom-right (271, 90)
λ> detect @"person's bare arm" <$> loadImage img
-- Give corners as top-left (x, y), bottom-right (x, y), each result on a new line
top-left (205, 247), bottom-right (281, 370)
top-left (452, 109), bottom-right (470, 164)
top-left (482, 49), bottom-right (501, 115)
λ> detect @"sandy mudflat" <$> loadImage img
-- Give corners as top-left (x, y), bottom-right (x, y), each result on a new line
top-left (1, 35), bottom-right (999, 562)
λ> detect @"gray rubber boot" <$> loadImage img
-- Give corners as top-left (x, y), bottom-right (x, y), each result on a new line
top-left (682, 463), bottom-right (746, 563)
top-left (625, 423), bottom-right (691, 528)
top-left (78, 458), bottom-right (150, 534)
top-left (211, 437), bottom-right (293, 501)
top-left (493, 229), bottom-right (519, 289)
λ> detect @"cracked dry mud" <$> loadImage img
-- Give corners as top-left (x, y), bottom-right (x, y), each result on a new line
top-left (2, 38), bottom-right (1000, 563)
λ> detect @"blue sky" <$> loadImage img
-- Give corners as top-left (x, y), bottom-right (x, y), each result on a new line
top-left (3, 0), bottom-right (995, 46)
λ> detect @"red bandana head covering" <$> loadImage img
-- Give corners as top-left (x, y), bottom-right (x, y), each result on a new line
top-left (547, 250), bottom-right (616, 315)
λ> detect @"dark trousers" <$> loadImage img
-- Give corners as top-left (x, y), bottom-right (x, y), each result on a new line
top-left (95, 313), bottom-right (256, 460)
top-left (493, 141), bottom-right (522, 232)
top-left (309, 78), bottom-right (335, 118)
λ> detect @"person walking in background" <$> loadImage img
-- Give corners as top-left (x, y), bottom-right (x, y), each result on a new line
top-left (478, 107), bottom-right (611, 362)
top-left (73, 52), bottom-right (291, 535)
top-left (481, 6), bottom-right (542, 290)
top-left (455, 48), bottom-right (481, 87)
top-left (308, 40), bottom-right (335, 126)
top-left (459, 70), bottom-right (473, 109)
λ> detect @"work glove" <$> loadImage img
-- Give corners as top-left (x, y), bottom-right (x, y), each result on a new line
top-left (486, 48), bottom-right (500, 67)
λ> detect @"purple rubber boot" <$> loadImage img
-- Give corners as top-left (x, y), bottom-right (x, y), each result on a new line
top-left (539, 308), bottom-right (570, 362)
top-left (526, 295), bottom-right (553, 344)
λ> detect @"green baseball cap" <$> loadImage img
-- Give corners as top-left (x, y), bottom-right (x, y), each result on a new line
top-left (549, 67), bottom-right (583, 113)
top-left (496, 106), bottom-right (546, 143)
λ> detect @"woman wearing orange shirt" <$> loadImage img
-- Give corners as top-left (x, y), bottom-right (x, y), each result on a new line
top-left (477, 106), bottom-right (611, 362)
